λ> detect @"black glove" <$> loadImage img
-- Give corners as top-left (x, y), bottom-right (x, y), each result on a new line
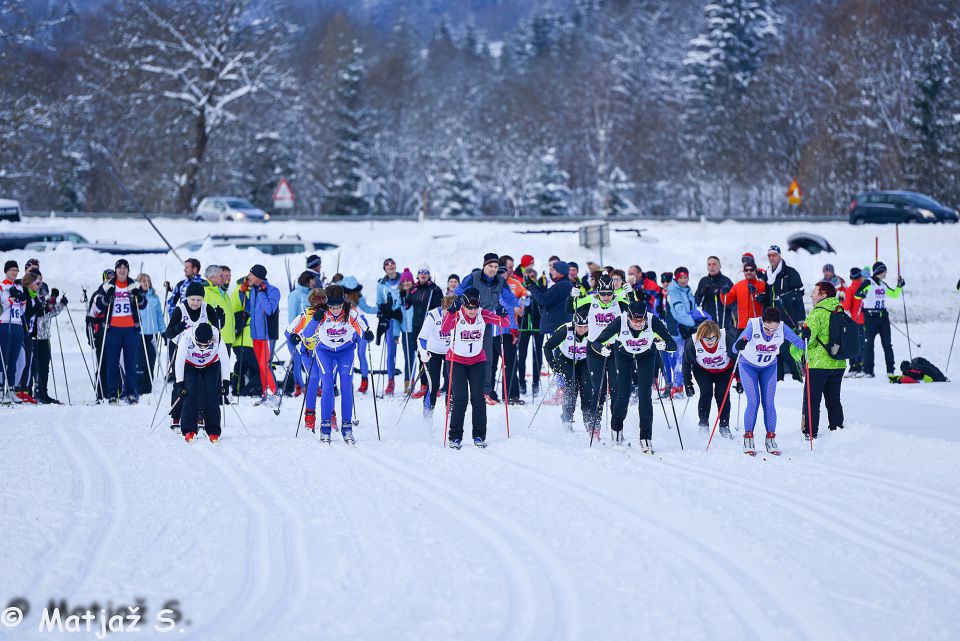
top-left (684, 382), bottom-right (695, 397)
top-left (174, 382), bottom-right (188, 398)
top-left (10, 287), bottom-right (28, 301)
top-left (719, 285), bottom-right (731, 296)
top-left (735, 379), bottom-right (744, 394)
top-left (60, 295), bottom-right (68, 305)
top-left (175, 320), bottom-right (187, 335)
top-left (956, 278), bottom-right (960, 291)
top-left (221, 380), bottom-right (230, 396)
top-left (757, 270), bottom-right (768, 283)
top-left (289, 334), bottom-right (301, 345)
top-left (735, 337), bottom-right (749, 352)
top-left (753, 291), bottom-right (765, 304)
top-left (856, 280), bottom-right (870, 296)
top-left (495, 304), bottom-right (507, 317)
top-left (799, 325), bottom-right (811, 340)
top-left (386, 293), bottom-right (394, 307)
top-left (449, 298), bottom-right (463, 314)
top-left (363, 329), bottom-right (374, 342)
top-left (897, 276), bottom-right (905, 288)
top-left (51, 288), bottom-right (60, 299)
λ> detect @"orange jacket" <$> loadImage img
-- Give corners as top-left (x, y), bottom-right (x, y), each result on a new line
top-left (842, 278), bottom-right (864, 325)
top-left (721, 278), bottom-right (767, 329)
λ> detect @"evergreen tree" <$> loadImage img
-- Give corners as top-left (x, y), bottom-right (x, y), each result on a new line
top-left (527, 148), bottom-right (572, 216)
top-left (433, 154), bottom-right (481, 218)
top-left (597, 166), bottom-right (638, 217)
top-left (325, 42), bottom-right (378, 216)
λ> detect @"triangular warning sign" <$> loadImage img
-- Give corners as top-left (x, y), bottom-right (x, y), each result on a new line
top-left (786, 178), bottom-right (802, 207)
top-left (272, 177), bottom-right (295, 202)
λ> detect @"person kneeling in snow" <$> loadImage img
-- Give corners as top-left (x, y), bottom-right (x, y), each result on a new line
top-left (175, 322), bottom-right (229, 444)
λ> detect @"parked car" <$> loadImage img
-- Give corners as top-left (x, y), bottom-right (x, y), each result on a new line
top-left (23, 240), bottom-right (167, 255)
top-left (176, 234), bottom-right (338, 255)
top-left (195, 197), bottom-right (270, 222)
top-left (0, 230), bottom-right (88, 251)
top-left (848, 190), bottom-right (959, 224)
top-left (0, 198), bottom-right (22, 222)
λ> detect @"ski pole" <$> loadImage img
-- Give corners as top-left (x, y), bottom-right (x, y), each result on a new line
top-left (54, 315), bottom-right (72, 405)
top-left (588, 351), bottom-right (610, 447)
top-left (499, 333), bottom-right (511, 438)
top-left (706, 352), bottom-right (742, 451)
top-left (394, 358), bottom-right (426, 427)
top-left (804, 339), bottom-right (813, 450)
top-left (678, 395), bottom-right (691, 432)
top-left (94, 293), bottom-right (115, 401)
top-left (149, 360), bottom-right (174, 432)
top-left (63, 305), bottom-right (95, 391)
top-left (273, 357), bottom-right (296, 417)
top-left (295, 350), bottom-right (312, 438)
top-left (665, 361), bottom-right (684, 450)
top-left (896, 224), bottom-right (913, 360)
top-left (150, 393), bottom-right (181, 433)
top-left (889, 319), bottom-right (921, 348)
top-left (367, 341), bottom-right (381, 440)
top-left (735, 382), bottom-right (742, 432)
top-left (653, 351), bottom-right (674, 438)
top-left (442, 320), bottom-right (458, 447)
top-left (524, 367), bottom-right (554, 430)
top-left (946, 303), bottom-right (960, 374)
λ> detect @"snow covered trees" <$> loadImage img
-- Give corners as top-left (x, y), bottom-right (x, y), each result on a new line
top-left (526, 148), bottom-right (572, 217)
top-left (432, 154), bottom-right (481, 218)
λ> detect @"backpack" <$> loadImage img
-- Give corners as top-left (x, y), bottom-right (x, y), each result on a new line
top-left (899, 357), bottom-right (947, 382)
top-left (819, 305), bottom-right (860, 360)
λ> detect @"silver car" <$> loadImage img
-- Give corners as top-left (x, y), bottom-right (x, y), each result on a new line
top-left (195, 197), bottom-right (270, 222)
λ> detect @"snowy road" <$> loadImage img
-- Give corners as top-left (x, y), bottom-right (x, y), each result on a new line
top-left (3, 373), bottom-right (960, 641)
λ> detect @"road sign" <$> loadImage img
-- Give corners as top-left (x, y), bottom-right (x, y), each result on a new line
top-left (272, 177), bottom-right (295, 210)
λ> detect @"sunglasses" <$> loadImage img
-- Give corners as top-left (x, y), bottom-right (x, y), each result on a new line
top-left (743, 268), bottom-right (756, 273)
top-left (762, 323), bottom-right (779, 333)
top-left (464, 303), bottom-right (479, 310)
top-left (417, 270), bottom-right (430, 276)
top-left (703, 335), bottom-right (719, 342)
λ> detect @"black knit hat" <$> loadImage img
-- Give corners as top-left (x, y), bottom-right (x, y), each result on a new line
top-left (462, 287), bottom-right (481, 307)
top-left (186, 282), bottom-right (205, 298)
top-left (249, 264), bottom-right (267, 280)
top-left (597, 274), bottom-right (614, 294)
top-left (573, 309), bottom-right (589, 325)
top-left (447, 274), bottom-right (460, 283)
top-left (194, 322), bottom-right (213, 345)
top-left (483, 252), bottom-right (499, 266)
top-left (115, 258), bottom-right (129, 269)
top-left (3, 260), bottom-right (17, 273)
top-left (850, 267), bottom-right (862, 279)
top-left (306, 254), bottom-right (322, 269)
top-left (325, 284), bottom-right (345, 306)
top-left (627, 300), bottom-right (647, 319)
top-left (872, 261), bottom-right (887, 276)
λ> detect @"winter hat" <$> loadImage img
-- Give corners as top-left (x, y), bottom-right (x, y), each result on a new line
top-left (768, 245), bottom-right (782, 255)
top-left (597, 274), bottom-right (614, 294)
top-left (417, 264), bottom-right (430, 275)
top-left (447, 274), bottom-right (460, 284)
top-left (102, 269), bottom-right (115, 282)
top-left (520, 254), bottom-right (535, 269)
top-left (340, 276), bottom-right (362, 293)
top-left (568, 261), bottom-right (579, 270)
top-left (660, 271), bottom-right (673, 283)
top-left (741, 252), bottom-right (755, 264)
top-left (483, 252), bottom-right (499, 267)
top-left (194, 322), bottom-right (213, 346)
top-left (382, 257), bottom-right (395, 268)
top-left (400, 268), bottom-right (414, 284)
top-left (3, 260), bottom-right (17, 273)
top-left (823, 263), bottom-right (835, 273)
top-left (114, 258), bottom-right (129, 269)
top-left (644, 271), bottom-right (656, 282)
top-left (674, 266), bottom-right (689, 278)
top-left (552, 261), bottom-right (569, 277)
top-left (325, 284), bottom-right (345, 306)
top-left (872, 261), bottom-right (887, 276)
top-left (186, 282), bottom-right (205, 298)
top-left (850, 267), bottom-right (862, 279)
top-left (306, 255), bottom-right (322, 270)
top-left (573, 309), bottom-right (589, 325)
top-left (249, 264), bottom-right (267, 280)
top-left (462, 287), bottom-right (481, 307)
top-left (627, 300), bottom-right (647, 319)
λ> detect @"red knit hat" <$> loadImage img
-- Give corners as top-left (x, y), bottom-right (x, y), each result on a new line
top-left (520, 254), bottom-right (535, 269)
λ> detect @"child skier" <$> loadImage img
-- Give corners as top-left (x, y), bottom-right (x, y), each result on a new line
top-left (174, 321), bottom-right (230, 444)
top-left (543, 309), bottom-right (593, 432)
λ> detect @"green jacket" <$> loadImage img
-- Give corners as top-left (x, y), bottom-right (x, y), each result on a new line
top-left (205, 284), bottom-right (235, 346)
top-left (228, 285), bottom-right (254, 348)
top-left (805, 296), bottom-right (847, 370)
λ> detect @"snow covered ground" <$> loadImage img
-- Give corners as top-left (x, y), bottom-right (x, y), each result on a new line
top-left (2, 217), bottom-right (960, 640)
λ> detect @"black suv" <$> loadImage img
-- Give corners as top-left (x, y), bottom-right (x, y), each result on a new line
top-left (848, 190), bottom-right (958, 224)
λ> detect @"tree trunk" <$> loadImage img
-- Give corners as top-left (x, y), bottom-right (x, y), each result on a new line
top-left (176, 110), bottom-right (209, 213)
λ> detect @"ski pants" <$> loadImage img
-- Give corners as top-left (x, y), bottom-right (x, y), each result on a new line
top-left (803, 368), bottom-right (844, 437)
top-left (738, 360), bottom-right (778, 434)
top-left (232, 346), bottom-right (260, 396)
top-left (139, 333), bottom-right (157, 394)
top-left (181, 362), bottom-right (222, 437)
top-left (105, 326), bottom-right (141, 399)
top-left (668, 335), bottom-right (685, 385)
top-left (32, 338), bottom-right (52, 396)
top-left (423, 352), bottom-right (446, 415)
top-left (253, 338), bottom-right (277, 395)
top-left (0, 323), bottom-right (23, 390)
top-left (385, 324), bottom-right (398, 382)
top-left (16, 333), bottom-right (34, 390)
top-left (400, 330), bottom-right (416, 383)
top-left (692, 366), bottom-right (733, 426)
top-left (448, 359), bottom-right (487, 442)
top-left (311, 346), bottom-right (356, 424)
top-left (559, 357), bottom-right (592, 426)
top-left (586, 349), bottom-right (615, 430)
top-left (489, 332), bottom-right (520, 400)
top-left (518, 330), bottom-right (544, 391)
top-left (848, 323), bottom-right (865, 372)
top-left (289, 337), bottom-right (305, 387)
top-left (356, 336), bottom-right (369, 378)
top-left (612, 349), bottom-right (657, 439)
top-left (863, 311), bottom-right (895, 375)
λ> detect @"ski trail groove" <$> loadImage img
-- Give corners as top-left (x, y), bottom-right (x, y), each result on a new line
top-left (489, 449), bottom-right (818, 641)
top-left (660, 458), bottom-right (960, 592)
top-left (354, 446), bottom-right (582, 641)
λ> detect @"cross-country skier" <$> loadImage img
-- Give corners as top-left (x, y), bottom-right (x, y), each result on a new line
top-left (440, 287), bottom-right (511, 449)
top-left (286, 288), bottom-right (325, 432)
top-left (682, 320), bottom-right (736, 438)
top-left (416, 294), bottom-right (455, 417)
top-left (592, 300), bottom-right (676, 454)
top-left (174, 321), bottom-right (229, 444)
top-left (376, 258), bottom-right (403, 396)
top-left (854, 261), bottom-right (905, 379)
top-left (732, 307), bottom-right (806, 455)
top-left (543, 309), bottom-right (592, 431)
top-left (295, 284), bottom-right (373, 444)
top-left (841, 267), bottom-right (866, 376)
top-left (341, 276), bottom-right (378, 394)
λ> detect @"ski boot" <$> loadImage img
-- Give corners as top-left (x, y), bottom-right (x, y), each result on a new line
top-left (331, 411), bottom-right (339, 431)
top-left (357, 377), bottom-right (369, 394)
top-left (765, 432), bottom-right (780, 456)
top-left (384, 379), bottom-right (396, 396)
top-left (342, 426), bottom-right (356, 445)
top-left (562, 420), bottom-right (574, 432)
top-left (170, 418), bottom-right (181, 435)
top-left (304, 409), bottom-right (316, 433)
top-left (639, 439), bottom-right (654, 455)
top-left (184, 431), bottom-right (197, 443)
top-left (612, 430), bottom-right (624, 446)
top-left (473, 437), bottom-right (487, 449)
top-left (209, 434), bottom-right (221, 445)
top-left (719, 421), bottom-right (732, 440)
top-left (484, 394), bottom-right (499, 406)
top-left (671, 386), bottom-right (684, 399)
top-left (698, 420), bottom-right (709, 435)
top-left (507, 397), bottom-right (526, 406)
top-left (318, 421), bottom-right (332, 444)
top-left (590, 427), bottom-right (602, 442)
top-left (125, 394), bottom-right (139, 405)
top-left (449, 438), bottom-right (462, 450)
top-left (17, 389), bottom-right (39, 404)
top-left (293, 384), bottom-right (303, 397)
top-left (411, 384), bottom-right (427, 399)
top-left (743, 431), bottom-right (756, 456)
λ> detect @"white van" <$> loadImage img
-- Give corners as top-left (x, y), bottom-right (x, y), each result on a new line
top-left (0, 198), bottom-right (22, 222)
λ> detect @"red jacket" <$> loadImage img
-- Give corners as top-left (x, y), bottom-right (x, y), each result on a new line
top-left (842, 278), bottom-right (864, 325)
top-left (721, 278), bottom-right (767, 329)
